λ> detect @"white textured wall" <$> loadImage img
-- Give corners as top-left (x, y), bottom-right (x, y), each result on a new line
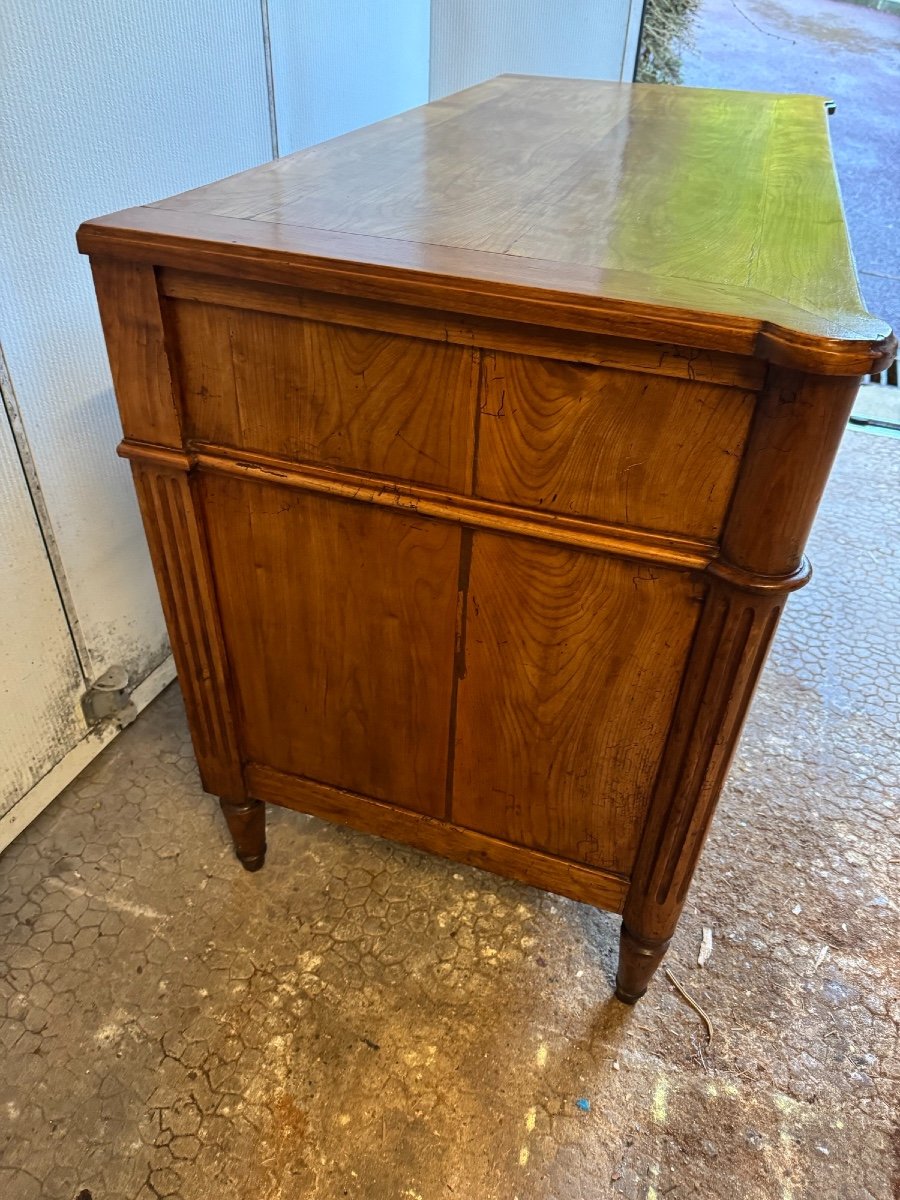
top-left (0, 408), bottom-right (85, 814)
top-left (268, 0), bottom-right (431, 154)
top-left (0, 0), bottom-right (273, 684)
top-left (0, 0), bottom-right (639, 691)
top-left (430, 0), bottom-right (644, 98)
top-left (0, 0), bottom-right (643, 830)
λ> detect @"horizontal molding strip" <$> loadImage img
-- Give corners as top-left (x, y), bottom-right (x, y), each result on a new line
top-left (121, 442), bottom-right (189, 473)
top-left (707, 555), bottom-right (812, 594)
top-left (118, 439), bottom-right (813, 595)
top-left (118, 438), bottom-right (715, 570)
top-left (245, 763), bottom-right (630, 913)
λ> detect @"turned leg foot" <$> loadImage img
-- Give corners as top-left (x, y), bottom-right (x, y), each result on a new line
top-left (219, 797), bottom-right (267, 871)
top-left (615, 922), bottom-right (671, 1004)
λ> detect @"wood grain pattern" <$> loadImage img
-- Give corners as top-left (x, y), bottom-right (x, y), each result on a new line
top-left (722, 368), bottom-right (862, 576)
top-left (476, 351), bottom-right (755, 538)
top-left (750, 98), bottom-right (858, 314)
top-left (260, 76), bottom-right (639, 254)
top-left (131, 465), bottom-right (244, 800)
top-left (83, 77), bottom-right (895, 1003)
top-left (246, 763), bottom-right (629, 913)
top-left (140, 80), bottom-right (488, 219)
top-left (159, 268), bottom-right (769, 389)
top-left (615, 359), bottom-right (870, 998)
top-left (167, 300), bottom-right (478, 490)
top-left (80, 205), bottom-right (894, 374)
top-left (77, 76), bottom-right (896, 373)
top-left (615, 580), bottom-right (784, 1000)
top-left (153, 77), bottom-right (855, 321)
top-left (91, 256), bottom-right (245, 803)
top-left (90, 259), bottom-right (183, 447)
top-left (200, 476), bottom-right (460, 816)
top-left (452, 534), bottom-right (705, 875)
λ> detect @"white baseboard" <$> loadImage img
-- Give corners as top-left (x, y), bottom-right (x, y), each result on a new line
top-left (0, 655), bottom-right (176, 856)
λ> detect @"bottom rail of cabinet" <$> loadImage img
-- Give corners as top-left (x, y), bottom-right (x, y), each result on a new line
top-left (242, 762), bottom-right (629, 914)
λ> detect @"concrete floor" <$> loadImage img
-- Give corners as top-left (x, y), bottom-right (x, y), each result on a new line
top-left (0, 426), bottom-right (898, 1199)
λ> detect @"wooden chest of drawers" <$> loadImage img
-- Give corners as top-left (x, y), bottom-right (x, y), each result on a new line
top-left (79, 76), bottom-right (895, 1001)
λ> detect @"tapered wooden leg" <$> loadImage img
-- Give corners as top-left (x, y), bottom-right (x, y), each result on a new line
top-left (219, 797), bottom-right (267, 871)
top-left (615, 923), bottom-right (671, 1004)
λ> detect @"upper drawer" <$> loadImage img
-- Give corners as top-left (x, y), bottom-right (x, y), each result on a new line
top-left (166, 299), bottom-right (478, 491)
top-left (476, 351), bottom-right (756, 541)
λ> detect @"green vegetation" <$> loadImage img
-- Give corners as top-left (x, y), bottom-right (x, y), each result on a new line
top-left (636, 0), bottom-right (701, 85)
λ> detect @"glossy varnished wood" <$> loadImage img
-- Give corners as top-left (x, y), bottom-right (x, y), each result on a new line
top-left (158, 269), bottom-right (769, 390)
top-left (120, 438), bottom-right (716, 569)
top-left (201, 476), bottom-right (461, 816)
top-left (82, 77), bottom-right (896, 1002)
top-left (130, 464), bottom-right (243, 802)
top-left (615, 366), bottom-right (863, 1001)
top-left (476, 350), bottom-right (755, 537)
top-left (167, 299), bottom-right (478, 490)
top-left (452, 534), bottom-right (704, 874)
top-left (79, 76), bottom-right (895, 374)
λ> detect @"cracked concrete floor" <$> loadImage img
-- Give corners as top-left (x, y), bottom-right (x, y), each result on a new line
top-left (1, 428), bottom-right (899, 1200)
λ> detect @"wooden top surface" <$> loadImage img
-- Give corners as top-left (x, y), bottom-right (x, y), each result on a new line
top-left (79, 75), bottom-right (895, 373)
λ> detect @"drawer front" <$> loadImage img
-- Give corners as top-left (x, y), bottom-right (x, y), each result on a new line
top-left (452, 533), bottom-right (704, 875)
top-left (476, 351), bottom-right (755, 540)
top-left (167, 299), bottom-right (478, 491)
top-left (201, 475), bottom-right (460, 816)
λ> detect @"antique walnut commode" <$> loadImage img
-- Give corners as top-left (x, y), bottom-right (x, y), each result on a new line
top-left (79, 77), bottom-right (895, 1002)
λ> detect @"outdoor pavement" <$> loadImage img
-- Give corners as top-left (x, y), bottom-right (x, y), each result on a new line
top-left (679, 0), bottom-right (900, 341)
top-left (0, 425), bottom-right (898, 1199)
